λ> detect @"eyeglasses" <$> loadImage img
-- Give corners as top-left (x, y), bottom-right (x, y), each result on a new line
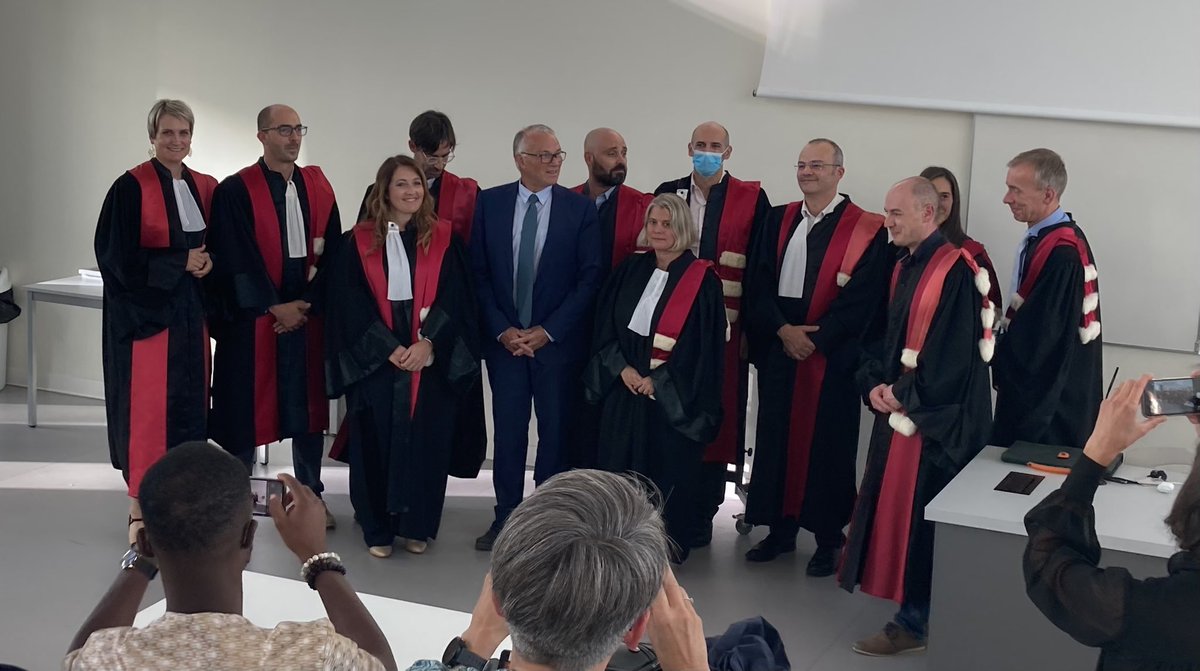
top-left (794, 162), bottom-right (841, 171)
top-left (421, 150), bottom-right (455, 165)
top-left (260, 125), bottom-right (308, 137)
top-left (519, 151), bottom-right (567, 164)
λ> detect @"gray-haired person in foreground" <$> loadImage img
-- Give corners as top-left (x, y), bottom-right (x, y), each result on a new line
top-left (425, 469), bottom-right (710, 671)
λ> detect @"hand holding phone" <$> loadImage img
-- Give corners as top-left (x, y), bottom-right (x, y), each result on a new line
top-left (1141, 376), bottom-right (1200, 417)
top-left (249, 476), bottom-right (286, 516)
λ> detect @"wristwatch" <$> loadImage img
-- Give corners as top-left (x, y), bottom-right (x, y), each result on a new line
top-left (121, 547), bottom-right (159, 580)
top-left (443, 636), bottom-right (488, 671)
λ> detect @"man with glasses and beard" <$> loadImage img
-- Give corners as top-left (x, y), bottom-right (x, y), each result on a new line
top-left (568, 128), bottom-right (652, 468)
top-left (207, 104), bottom-right (343, 528)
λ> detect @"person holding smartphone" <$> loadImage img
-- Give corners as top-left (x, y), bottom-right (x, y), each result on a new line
top-left (1023, 373), bottom-right (1200, 669)
top-left (63, 442), bottom-right (397, 671)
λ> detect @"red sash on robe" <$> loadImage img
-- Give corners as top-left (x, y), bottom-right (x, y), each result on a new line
top-left (129, 161), bottom-right (216, 248)
top-left (354, 219), bottom-right (451, 412)
top-left (125, 161), bottom-right (216, 495)
top-left (647, 260), bottom-right (716, 369)
top-left (573, 183), bottom-right (650, 269)
top-left (1004, 226), bottom-right (1100, 344)
top-left (436, 171), bottom-right (479, 244)
top-left (860, 243), bottom-right (962, 603)
top-left (960, 237), bottom-right (1003, 311)
top-left (329, 219), bottom-right (452, 462)
top-left (773, 200), bottom-right (883, 518)
top-left (240, 163), bottom-right (335, 445)
top-left (706, 176), bottom-right (760, 463)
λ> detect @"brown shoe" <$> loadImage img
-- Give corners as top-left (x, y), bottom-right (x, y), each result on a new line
top-left (404, 539), bottom-right (428, 554)
top-left (852, 623), bottom-right (926, 656)
top-left (368, 545), bottom-right (393, 558)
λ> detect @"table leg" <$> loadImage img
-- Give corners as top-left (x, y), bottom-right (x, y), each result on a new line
top-left (26, 294), bottom-right (36, 427)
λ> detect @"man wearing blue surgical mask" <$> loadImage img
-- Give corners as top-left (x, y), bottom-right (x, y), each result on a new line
top-left (654, 121), bottom-right (770, 552)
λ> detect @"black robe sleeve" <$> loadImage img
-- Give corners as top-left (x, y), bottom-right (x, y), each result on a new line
top-left (1023, 456), bottom-right (1200, 663)
top-left (583, 255), bottom-right (641, 404)
top-left (206, 177), bottom-right (278, 322)
top-left (993, 247), bottom-right (1086, 435)
top-left (94, 173), bottom-right (190, 340)
top-left (889, 261), bottom-right (986, 463)
top-left (301, 200), bottom-right (343, 316)
top-left (417, 236), bottom-right (481, 397)
top-left (808, 229), bottom-right (889, 355)
top-left (743, 206), bottom-right (789, 364)
top-left (647, 271), bottom-right (726, 444)
top-left (323, 231), bottom-right (402, 398)
top-left (355, 184), bottom-right (373, 224)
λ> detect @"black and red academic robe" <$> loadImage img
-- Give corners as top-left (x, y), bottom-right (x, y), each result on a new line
top-left (583, 251), bottom-right (726, 546)
top-left (992, 218), bottom-right (1102, 449)
top-left (654, 173), bottom-right (770, 464)
top-left (324, 220), bottom-right (479, 543)
top-left (742, 196), bottom-right (888, 532)
top-left (357, 170), bottom-right (486, 477)
top-left (565, 182), bottom-right (651, 469)
top-left (840, 232), bottom-right (993, 607)
top-left (206, 159), bottom-right (342, 456)
top-left (95, 159), bottom-right (216, 495)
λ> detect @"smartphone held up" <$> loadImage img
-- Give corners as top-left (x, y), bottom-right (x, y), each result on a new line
top-left (249, 477), bottom-right (286, 516)
top-left (1141, 376), bottom-right (1200, 417)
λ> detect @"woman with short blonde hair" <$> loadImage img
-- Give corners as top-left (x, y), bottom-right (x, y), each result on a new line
top-left (583, 193), bottom-right (726, 564)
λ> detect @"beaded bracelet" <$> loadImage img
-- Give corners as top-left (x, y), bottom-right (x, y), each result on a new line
top-left (300, 552), bottom-right (345, 588)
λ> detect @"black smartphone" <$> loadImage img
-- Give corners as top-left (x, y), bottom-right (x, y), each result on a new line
top-left (995, 471), bottom-right (1044, 495)
top-left (249, 477), bottom-right (286, 516)
top-left (1141, 377), bottom-right (1200, 417)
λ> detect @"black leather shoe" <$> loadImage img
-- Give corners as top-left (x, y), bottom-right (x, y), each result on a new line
top-left (806, 544), bottom-right (842, 577)
top-left (745, 534), bottom-right (797, 562)
top-left (690, 522), bottom-right (713, 548)
top-left (475, 524), bottom-right (501, 552)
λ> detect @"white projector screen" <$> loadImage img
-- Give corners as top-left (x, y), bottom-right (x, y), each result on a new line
top-left (756, 0), bottom-right (1200, 129)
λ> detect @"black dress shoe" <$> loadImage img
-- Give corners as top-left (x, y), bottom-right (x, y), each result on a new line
top-left (806, 544), bottom-right (842, 577)
top-left (745, 533), bottom-right (796, 562)
top-left (475, 524), bottom-right (501, 552)
top-left (689, 526), bottom-right (713, 549)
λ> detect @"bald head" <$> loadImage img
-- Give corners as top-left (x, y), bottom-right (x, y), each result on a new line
top-left (583, 127), bottom-right (628, 189)
top-left (884, 176), bottom-right (940, 251)
top-left (691, 121), bottom-right (730, 146)
top-left (256, 104), bottom-right (297, 131)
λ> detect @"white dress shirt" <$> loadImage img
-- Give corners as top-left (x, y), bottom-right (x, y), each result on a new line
top-left (778, 194), bottom-right (845, 299)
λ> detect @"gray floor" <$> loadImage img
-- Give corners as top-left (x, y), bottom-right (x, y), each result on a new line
top-left (0, 386), bottom-right (925, 671)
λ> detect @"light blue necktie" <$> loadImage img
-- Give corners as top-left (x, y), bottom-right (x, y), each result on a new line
top-left (515, 193), bottom-right (540, 327)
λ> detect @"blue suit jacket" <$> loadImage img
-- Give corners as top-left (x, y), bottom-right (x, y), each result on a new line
top-left (471, 182), bottom-right (602, 363)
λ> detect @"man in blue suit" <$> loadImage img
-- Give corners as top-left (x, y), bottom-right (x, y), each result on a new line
top-left (471, 124), bottom-right (603, 550)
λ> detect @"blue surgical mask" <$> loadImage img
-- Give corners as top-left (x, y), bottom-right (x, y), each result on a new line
top-left (692, 151), bottom-right (723, 178)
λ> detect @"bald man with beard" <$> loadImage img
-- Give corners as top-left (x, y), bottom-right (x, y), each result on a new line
top-left (567, 128), bottom-right (652, 469)
top-left (654, 121), bottom-right (770, 549)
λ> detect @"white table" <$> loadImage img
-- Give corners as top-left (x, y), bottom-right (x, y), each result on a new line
top-left (22, 276), bottom-right (338, 455)
top-left (924, 446), bottom-right (1183, 670)
top-left (135, 571), bottom-right (501, 665)
top-left (24, 277), bottom-right (104, 427)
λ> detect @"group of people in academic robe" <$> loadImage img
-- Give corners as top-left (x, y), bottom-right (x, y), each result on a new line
top-left (97, 99), bottom-right (1105, 655)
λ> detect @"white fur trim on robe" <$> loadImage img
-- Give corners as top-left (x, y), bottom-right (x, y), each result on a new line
top-left (900, 348), bottom-right (920, 370)
top-left (725, 308), bottom-right (738, 324)
top-left (981, 307), bottom-right (996, 330)
top-left (979, 337), bottom-right (995, 363)
top-left (1010, 293), bottom-right (1025, 310)
top-left (889, 412), bottom-right (918, 437)
top-left (721, 279), bottom-right (743, 298)
top-left (719, 251), bottom-right (747, 269)
top-left (836, 272), bottom-right (851, 287)
top-left (649, 358), bottom-right (667, 370)
top-left (1083, 265), bottom-right (1098, 282)
top-left (312, 237), bottom-right (325, 256)
top-left (652, 333), bottom-right (677, 352)
top-left (1082, 292), bottom-right (1099, 315)
top-left (1080, 321), bottom-right (1102, 344)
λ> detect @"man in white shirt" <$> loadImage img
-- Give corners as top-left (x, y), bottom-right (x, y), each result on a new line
top-left (742, 139), bottom-right (888, 572)
top-left (63, 441), bottom-right (395, 671)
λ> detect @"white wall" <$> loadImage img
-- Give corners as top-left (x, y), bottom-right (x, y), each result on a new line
top-left (2, 0), bottom-right (1195, 451)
